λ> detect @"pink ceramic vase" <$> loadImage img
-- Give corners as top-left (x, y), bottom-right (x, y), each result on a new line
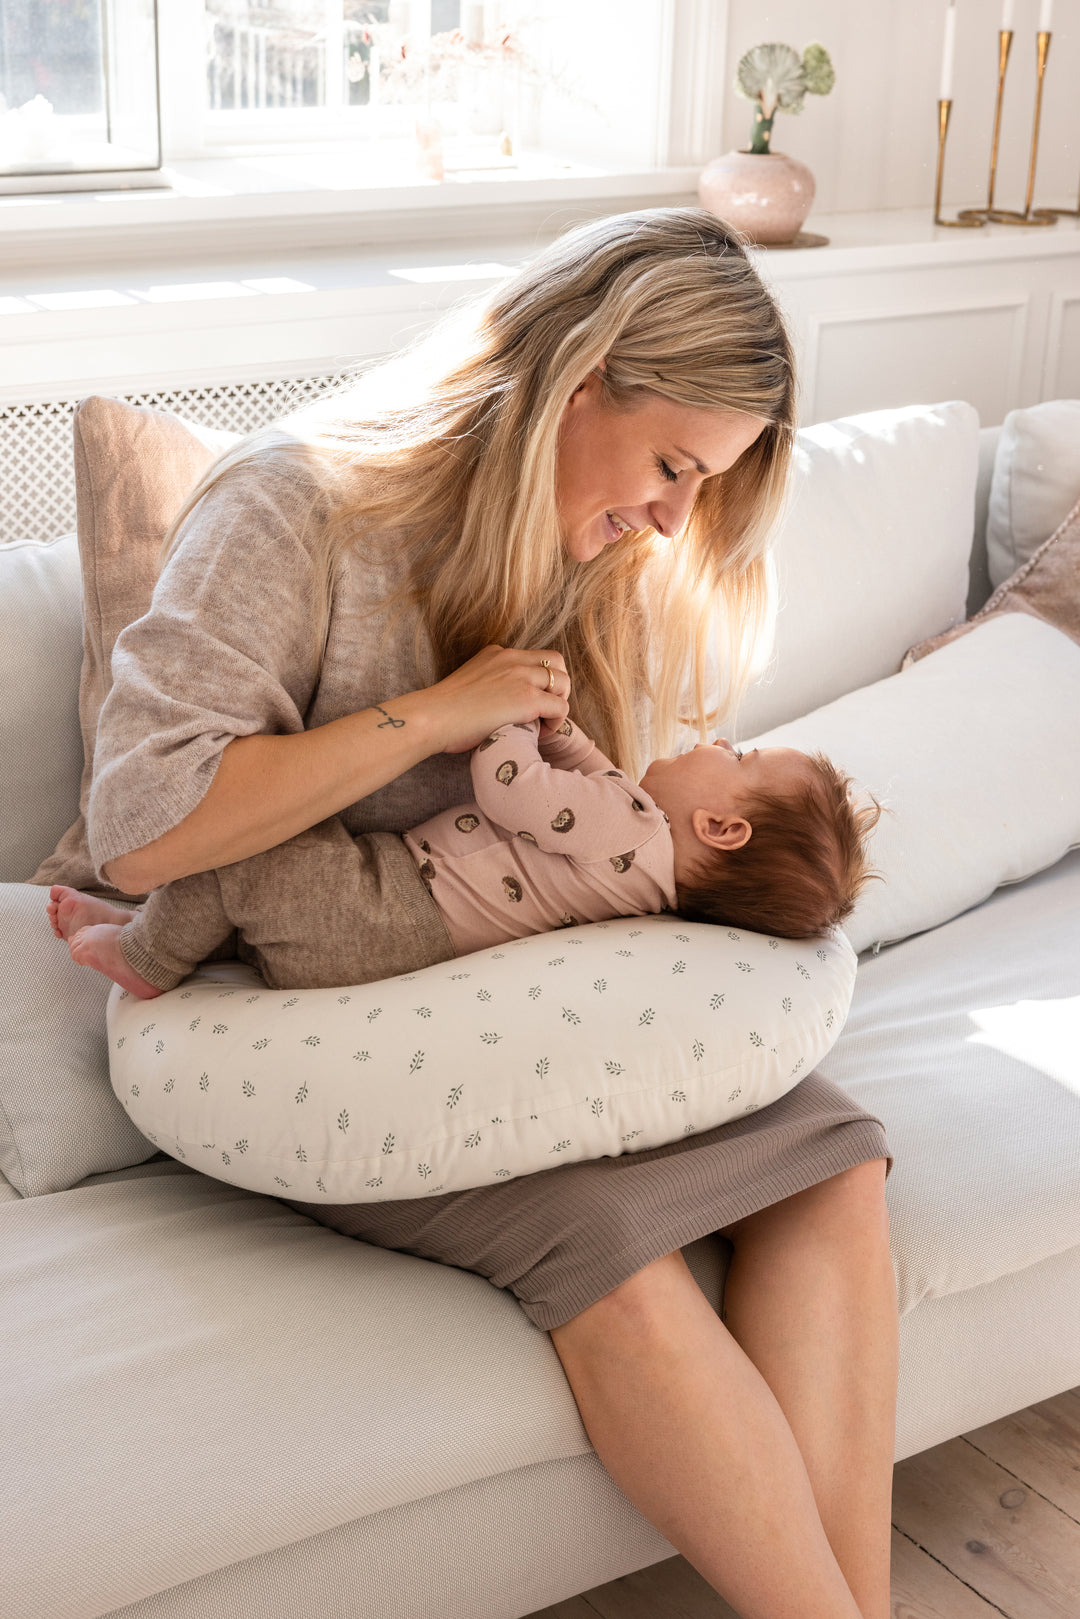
top-left (697, 149), bottom-right (816, 246)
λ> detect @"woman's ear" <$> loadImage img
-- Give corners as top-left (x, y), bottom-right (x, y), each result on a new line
top-left (691, 807), bottom-right (751, 852)
top-left (571, 364), bottom-right (606, 401)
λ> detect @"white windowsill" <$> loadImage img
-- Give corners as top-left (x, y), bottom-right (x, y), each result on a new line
top-left (0, 151), bottom-right (705, 260)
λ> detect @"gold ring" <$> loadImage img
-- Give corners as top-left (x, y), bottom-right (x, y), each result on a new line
top-left (541, 658), bottom-right (555, 692)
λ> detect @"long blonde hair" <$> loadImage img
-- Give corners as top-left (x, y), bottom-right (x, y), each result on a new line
top-left (157, 207), bottom-right (797, 778)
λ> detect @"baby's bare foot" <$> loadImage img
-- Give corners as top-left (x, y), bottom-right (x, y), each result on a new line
top-left (68, 923), bottom-right (162, 999)
top-left (48, 884), bottom-right (136, 942)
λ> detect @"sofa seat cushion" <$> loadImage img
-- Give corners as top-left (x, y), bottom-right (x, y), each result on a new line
top-left (1, 1171), bottom-right (593, 1619)
top-left (819, 845), bottom-right (1080, 1318)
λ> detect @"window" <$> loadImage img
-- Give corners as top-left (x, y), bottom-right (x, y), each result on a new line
top-left (0, 0), bottom-right (161, 193)
top-left (1, 0), bottom-right (720, 200)
top-left (180, 0), bottom-right (674, 179)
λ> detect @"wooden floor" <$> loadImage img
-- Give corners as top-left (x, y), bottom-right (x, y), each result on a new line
top-left (526, 1385), bottom-right (1080, 1619)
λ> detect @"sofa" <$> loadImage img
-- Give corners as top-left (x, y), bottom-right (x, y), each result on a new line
top-left (3, 394), bottom-right (1079, 1619)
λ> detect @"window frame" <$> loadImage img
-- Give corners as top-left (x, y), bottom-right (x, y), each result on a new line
top-left (156, 0), bottom-right (727, 173)
top-left (0, 0), bottom-right (726, 251)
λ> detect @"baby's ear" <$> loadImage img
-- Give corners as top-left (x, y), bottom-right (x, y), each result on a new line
top-left (692, 808), bottom-right (751, 851)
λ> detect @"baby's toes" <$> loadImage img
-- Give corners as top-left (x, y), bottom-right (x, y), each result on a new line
top-left (55, 891), bottom-right (86, 940)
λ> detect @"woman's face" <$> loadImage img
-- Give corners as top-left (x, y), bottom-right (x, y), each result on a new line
top-left (555, 368), bottom-right (771, 563)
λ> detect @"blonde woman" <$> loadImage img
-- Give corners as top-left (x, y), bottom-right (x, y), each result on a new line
top-left (45, 210), bottom-right (896, 1619)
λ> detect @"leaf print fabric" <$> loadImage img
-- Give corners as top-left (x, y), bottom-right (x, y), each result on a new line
top-left (108, 915), bottom-right (858, 1207)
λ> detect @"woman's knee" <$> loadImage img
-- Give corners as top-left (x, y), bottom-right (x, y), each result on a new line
top-left (721, 1159), bottom-right (891, 1251)
top-left (550, 1247), bottom-right (697, 1350)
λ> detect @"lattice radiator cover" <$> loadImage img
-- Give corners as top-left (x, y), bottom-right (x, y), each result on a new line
top-left (0, 373), bottom-right (355, 546)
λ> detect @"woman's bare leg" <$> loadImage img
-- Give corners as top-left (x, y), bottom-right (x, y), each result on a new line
top-left (549, 1244), bottom-right (865, 1619)
top-left (719, 1159), bottom-right (898, 1619)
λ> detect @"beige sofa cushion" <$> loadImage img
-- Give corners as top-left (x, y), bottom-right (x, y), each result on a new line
top-left (28, 397), bottom-right (237, 896)
top-left (0, 883), bottom-right (153, 1197)
top-left (0, 534), bottom-right (83, 883)
top-left (903, 493), bottom-right (1080, 666)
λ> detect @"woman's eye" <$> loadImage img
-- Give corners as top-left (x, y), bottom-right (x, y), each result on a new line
top-left (656, 457), bottom-right (678, 483)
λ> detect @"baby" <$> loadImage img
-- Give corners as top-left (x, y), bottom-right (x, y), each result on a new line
top-left (49, 716), bottom-right (880, 1000)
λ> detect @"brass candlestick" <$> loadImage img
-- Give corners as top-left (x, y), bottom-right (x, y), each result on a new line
top-left (989, 30), bottom-right (1056, 226)
top-left (934, 99), bottom-right (984, 227)
top-left (957, 30), bottom-right (1012, 224)
top-left (1032, 27), bottom-right (1079, 218)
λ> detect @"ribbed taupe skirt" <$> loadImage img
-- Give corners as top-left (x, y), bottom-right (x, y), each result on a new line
top-left (278, 1074), bottom-right (892, 1333)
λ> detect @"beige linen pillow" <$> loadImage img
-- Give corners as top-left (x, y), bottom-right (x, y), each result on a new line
top-left (28, 397), bottom-right (238, 896)
top-left (903, 492), bottom-right (1080, 667)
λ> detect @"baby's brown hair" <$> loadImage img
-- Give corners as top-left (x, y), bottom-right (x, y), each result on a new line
top-left (674, 751), bottom-right (882, 939)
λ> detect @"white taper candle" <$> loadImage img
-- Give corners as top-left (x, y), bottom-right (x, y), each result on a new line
top-left (1000, 0), bottom-right (1015, 29)
top-left (940, 0), bottom-right (957, 100)
top-left (1038, 0), bottom-right (1053, 32)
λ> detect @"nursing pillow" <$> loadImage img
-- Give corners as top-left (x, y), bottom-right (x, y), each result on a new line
top-left (107, 915), bottom-right (856, 1203)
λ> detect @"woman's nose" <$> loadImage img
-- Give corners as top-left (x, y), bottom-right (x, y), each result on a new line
top-left (650, 485), bottom-right (698, 539)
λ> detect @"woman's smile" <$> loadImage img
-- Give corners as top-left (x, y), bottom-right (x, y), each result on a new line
top-left (603, 511), bottom-right (634, 543)
top-left (555, 373), bottom-right (769, 564)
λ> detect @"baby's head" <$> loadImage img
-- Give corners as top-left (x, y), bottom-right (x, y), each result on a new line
top-left (640, 740), bottom-right (881, 939)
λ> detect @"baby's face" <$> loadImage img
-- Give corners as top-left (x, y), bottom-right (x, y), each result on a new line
top-left (640, 739), bottom-right (812, 828)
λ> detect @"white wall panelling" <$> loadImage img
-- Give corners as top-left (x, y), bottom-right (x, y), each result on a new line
top-left (800, 296), bottom-right (1029, 429)
top-left (1043, 294), bottom-right (1080, 400)
top-left (750, 213), bottom-right (1080, 427)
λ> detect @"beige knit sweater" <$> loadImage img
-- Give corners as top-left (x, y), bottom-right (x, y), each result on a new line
top-left (44, 453), bottom-right (692, 894)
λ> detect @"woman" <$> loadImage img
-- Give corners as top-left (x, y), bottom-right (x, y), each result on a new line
top-left (76, 210), bottom-right (897, 1619)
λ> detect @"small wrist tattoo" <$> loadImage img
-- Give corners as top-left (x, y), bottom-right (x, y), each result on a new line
top-left (373, 703), bottom-right (405, 729)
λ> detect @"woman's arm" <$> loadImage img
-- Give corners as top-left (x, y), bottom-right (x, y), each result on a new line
top-left (104, 647), bottom-right (572, 894)
top-left (102, 691), bottom-right (437, 893)
top-left (87, 454), bottom-right (572, 896)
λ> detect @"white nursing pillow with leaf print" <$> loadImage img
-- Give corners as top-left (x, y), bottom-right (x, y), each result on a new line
top-left (107, 915), bottom-right (856, 1203)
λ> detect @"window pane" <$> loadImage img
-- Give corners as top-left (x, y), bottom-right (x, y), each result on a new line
top-left (200, 1), bottom-right (508, 126)
top-left (193, 1), bottom-right (665, 176)
top-left (0, 0), bottom-right (160, 182)
top-left (204, 0), bottom-right (409, 112)
top-left (0, 0), bottom-right (104, 115)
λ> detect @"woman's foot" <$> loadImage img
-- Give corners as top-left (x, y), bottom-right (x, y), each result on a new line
top-left (68, 923), bottom-right (163, 999)
top-left (47, 884), bottom-right (137, 942)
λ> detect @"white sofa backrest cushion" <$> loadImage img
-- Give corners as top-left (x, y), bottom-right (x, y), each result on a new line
top-left (744, 612), bottom-right (1080, 955)
top-left (987, 400), bottom-right (1080, 589)
top-left (733, 401), bottom-right (980, 737)
top-left (0, 535), bottom-right (84, 882)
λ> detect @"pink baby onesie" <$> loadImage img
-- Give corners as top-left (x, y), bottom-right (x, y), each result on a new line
top-left (402, 719), bottom-right (679, 956)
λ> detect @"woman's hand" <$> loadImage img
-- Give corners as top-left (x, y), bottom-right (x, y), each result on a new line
top-left (421, 644), bottom-right (571, 755)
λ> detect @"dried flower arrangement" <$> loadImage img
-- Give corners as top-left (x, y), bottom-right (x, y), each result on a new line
top-left (349, 13), bottom-right (595, 124)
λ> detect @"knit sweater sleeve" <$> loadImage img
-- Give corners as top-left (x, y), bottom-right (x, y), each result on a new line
top-left (86, 456), bottom-right (328, 886)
